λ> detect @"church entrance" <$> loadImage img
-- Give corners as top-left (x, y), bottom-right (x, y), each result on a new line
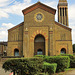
top-left (34, 34), bottom-right (45, 55)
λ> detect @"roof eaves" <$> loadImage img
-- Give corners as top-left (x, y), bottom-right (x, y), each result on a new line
top-left (8, 22), bottom-right (24, 32)
top-left (55, 21), bottom-right (72, 31)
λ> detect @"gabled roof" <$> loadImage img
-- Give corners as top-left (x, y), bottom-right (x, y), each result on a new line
top-left (8, 22), bottom-right (24, 32)
top-left (22, 2), bottom-right (56, 15)
top-left (55, 21), bottom-right (71, 31)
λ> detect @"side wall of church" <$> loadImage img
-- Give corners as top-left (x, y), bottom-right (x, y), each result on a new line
top-left (7, 25), bottom-right (23, 56)
top-left (55, 23), bottom-right (73, 55)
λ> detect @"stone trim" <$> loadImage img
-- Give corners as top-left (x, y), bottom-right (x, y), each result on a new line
top-left (8, 40), bottom-right (23, 42)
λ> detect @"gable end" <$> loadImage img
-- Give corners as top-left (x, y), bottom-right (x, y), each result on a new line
top-left (22, 2), bottom-right (56, 15)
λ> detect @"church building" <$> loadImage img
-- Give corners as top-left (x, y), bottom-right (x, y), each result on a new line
top-left (7, 0), bottom-right (73, 57)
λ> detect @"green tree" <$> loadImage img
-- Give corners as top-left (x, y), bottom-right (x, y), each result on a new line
top-left (73, 44), bottom-right (75, 53)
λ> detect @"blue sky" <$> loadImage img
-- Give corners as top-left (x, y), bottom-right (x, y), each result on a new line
top-left (0, 0), bottom-right (75, 44)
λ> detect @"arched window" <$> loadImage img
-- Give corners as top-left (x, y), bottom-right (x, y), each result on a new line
top-left (37, 49), bottom-right (43, 55)
top-left (14, 49), bottom-right (19, 56)
top-left (61, 48), bottom-right (66, 54)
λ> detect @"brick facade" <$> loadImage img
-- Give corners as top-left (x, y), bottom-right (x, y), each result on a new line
top-left (7, 1), bottom-right (73, 57)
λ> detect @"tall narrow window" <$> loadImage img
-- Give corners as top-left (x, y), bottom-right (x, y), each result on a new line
top-left (60, 8), bottom-right (62, 16)
top-left (65, 8), bottom-right (67, 16)
top-left (63, 8), bottom-right (64, 16)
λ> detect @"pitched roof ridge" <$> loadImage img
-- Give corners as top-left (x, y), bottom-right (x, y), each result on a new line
top-left (8, 22), bottom-right (24, 32)
top-left (22, 2), bottom-right (56, 15)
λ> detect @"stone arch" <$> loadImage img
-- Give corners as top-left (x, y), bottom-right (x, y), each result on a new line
top-left (14, 48), bottom-right (19, 56)
top-left (31, 30), bottom-right (48, 41)
top-left (34, 34), bottom-right (45, 55)
top-left (60, 48), bottom-right (66, 54)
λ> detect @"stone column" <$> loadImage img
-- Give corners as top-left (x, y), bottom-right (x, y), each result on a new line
top-left (49, 27), bottom-right (53, 56)
top-left (58, 8), bottom-right (61, 23)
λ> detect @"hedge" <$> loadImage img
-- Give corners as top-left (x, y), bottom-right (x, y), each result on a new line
top-left (59, 54), bottom-right (75, 68)
top-left (2, 57), bottom-right (43, 75)
top-left (35, 55), bottom-right (46, 58)
top-left (44, 56), bottom-right (70, 72)
top-left (43, 62), bottom-right (57, 75)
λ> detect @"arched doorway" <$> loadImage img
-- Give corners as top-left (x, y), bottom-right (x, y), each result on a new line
top-left (61, 48), bottom-right (66, 54)
top-left (34, 34), bottom-right (45, 55)
top-left (14, 49), bottom-right (19, 56)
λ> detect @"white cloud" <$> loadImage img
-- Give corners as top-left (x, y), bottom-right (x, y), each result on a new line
top-left (0, 23), bottom-right (15, 41)
top-left (44, 1), bottom-right (57, 9)
top-left (0, 9), bottom-right (9, 18)
top-left (68, 4), bottom-right (75, 44)
top-left (69, 5), bottom-right (75, 20)
top-left (0, 0), bottom-right (15, 7)
top-left (0, 0), bottom-right (32, 18)
top-left (0, 31), bottom-right (7, 41)
top-left (2, 23), bottom-right (15, 29)
top-left (24, 0), bottom-right (31, 3)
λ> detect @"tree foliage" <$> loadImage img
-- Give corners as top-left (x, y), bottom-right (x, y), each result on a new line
top-left (73, 44), bottom-right (75, 53)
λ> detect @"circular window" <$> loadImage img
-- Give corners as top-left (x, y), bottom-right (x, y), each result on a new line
top-left (34, 12), bottom-right (44, 22)
top-left (36, 14), bottom-right (43, 20)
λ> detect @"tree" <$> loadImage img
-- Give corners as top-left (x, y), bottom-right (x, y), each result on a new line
top-left (73, 44), bottom-right (75, 53)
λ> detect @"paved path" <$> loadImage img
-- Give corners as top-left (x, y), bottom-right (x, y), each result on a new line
top-left (0, 64), bottom-right (11, 75)
top-left (65, 70), bottom-right (75, 75)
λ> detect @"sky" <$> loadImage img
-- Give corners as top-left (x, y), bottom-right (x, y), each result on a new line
top-left (0, 0), bottom-right (75, 44)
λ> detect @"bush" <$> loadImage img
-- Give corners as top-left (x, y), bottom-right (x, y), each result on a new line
top-left (59, 54), bottom-right (75, 68)
top-left (43, 62), bottom-right (57, 75)
top-left (44, 56), bottom-right (70, 72)
top-left (2, 57), bottom-right (43, 75)
top-left (59, 54), bottom-right (74, 59)
top-left (35, 55), bottom-right (46, 58)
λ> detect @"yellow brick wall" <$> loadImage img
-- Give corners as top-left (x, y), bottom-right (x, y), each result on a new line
top-left (7, 24), bottom-right (23, 56)
top-left (55, 24), bottom-right (73, 55)
top-left (7, 8), bottom-right (73, 57)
